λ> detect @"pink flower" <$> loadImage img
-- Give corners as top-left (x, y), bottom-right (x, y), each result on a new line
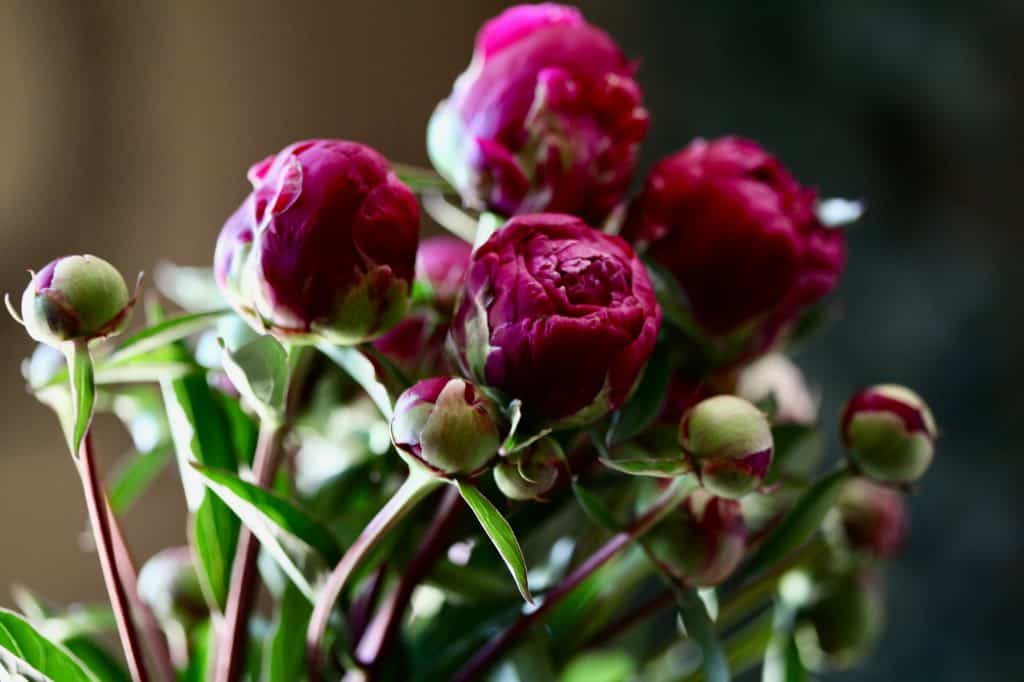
top-left (429, 3), bottom-right (648, 222)
top-left (450, 213), bottom-right (660, 426)
top-left (214, 139), bottom-right (420, 344)
top-left (624, 137), bottom-right (845, 341)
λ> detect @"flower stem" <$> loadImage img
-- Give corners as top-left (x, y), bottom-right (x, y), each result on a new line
top-left (355, 486), bottom-right (463, 675)
top-left (77, 431), bottom-right (149, 682)
top-left (452, 476), bottom-right (695, 682)
top-left (307, 470), bottom-right (443, 682)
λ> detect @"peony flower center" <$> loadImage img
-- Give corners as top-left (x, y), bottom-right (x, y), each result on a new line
top-left (528, 238), bottom-right (631, 307)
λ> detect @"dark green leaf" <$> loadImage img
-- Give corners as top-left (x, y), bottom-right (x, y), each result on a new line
top-left (318, 343), bottom-right (393, 419)
top-left (183, 620), bottom-right (215, 682)
top-left (63, 637), bottom-right (130, 682)
top-left (190, 494), bottom-right (240, 612)
top-left (220, 335), bottom-right (288, 419)
top-left (193, 464), bottom-right (342, 601)
top-left (266, 582), bottom-right (313, 682)
top-left (213, 392), bottom-right (259, 469)
top-left (737, 466), bottom-right (851, 583)
top-left (69, 342), bottom-right (95, 456)
top-left (562, 650), bottom-right (636, 682)
top-left (674, 586), bottom-right (730, 682)
top-left (600, 456), bottom-right (692, 478)
top-left (571, 482), bottom-right (622, 532)
top-left (644, 259), bottom-right (705, 339)
top-left (106, 309), bottom-right (230, 365)
top-left (393, 163), bottom-right (453, 194)
top-left (0, 608), bottom-right (96, 681)
top-left (454, 481), bottom-right (533, 603)
top-left (106, 443), bottom-right (173, 514)
top-left (606, 341), bottom-right (672, 446)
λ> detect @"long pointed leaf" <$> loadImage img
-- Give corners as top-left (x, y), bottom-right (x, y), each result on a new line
top-left (454, 481), bottom-right (532, 603)
top-left (318, 343), bottom-right (393, 419)
top-left (69, 342), bottom-right (95, 456)
top-left (674, 586), bottom-right (730, 682)
top-left (106, 309), bottom-right (230, 365)
top-left (0, 608), bottom-right (97, 682)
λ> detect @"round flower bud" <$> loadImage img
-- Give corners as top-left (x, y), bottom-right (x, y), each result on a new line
top-left (428, 3), bottom-right (648, 223)
top-left (17, 255), bottom-right (134, 348)
top-left (214, 139), bottom-right (420, 345)
top-left (450, 214), bottom-right (661, 428)
top-left (371, 236), bottom-right (472, 379)
top-left (680, 395), bottom-right (774, 499)
top-left (736, 353), bottom-right (817, 425)
top-left (493, 437), bottom-right (564, 501)
top-left (391, 377), bottom-right (502, 477)
top-left (795, 569), bottom-right (884, 671)
top-left (832, 478), bottom-right (907, 558)
top-left (646, 490), bottom-right (747, 587)
top-left (841, 384), bottom-right (936, 484)
top-left (138, 547), bottom-right (206, 624)
top-left (623, 137), bottom-right (845, 345)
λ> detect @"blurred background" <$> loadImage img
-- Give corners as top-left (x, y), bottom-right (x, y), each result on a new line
top-left (0, 1), bottom-right (1020, 679)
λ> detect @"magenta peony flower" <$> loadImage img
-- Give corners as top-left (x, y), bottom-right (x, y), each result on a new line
top-left (428, 3), bottom-right (648, 223)
top-left (450, 213), bottom-right (661, 427)
top-left (624, 136), bottom-right (846, 341)
top-left (371, 236), bottom-right (473, 379)
top-left (214, 139), bottom-right (420, 344)
top-left (391, 376), bottom-right (502, 477)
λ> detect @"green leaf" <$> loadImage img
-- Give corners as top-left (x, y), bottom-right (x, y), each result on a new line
top-left (193, 464), bottom-right (342, 601)
top-left (0, 608), bottom-right (97, 681)
top-left (183, 620), bottom-right (216, 682)
top-left (106, 309), bottom-right (230, 365)
top-left (220, 335), bottom-right (289, 420)
top-left (106, 442), bottom-right (174, 514)
top-left (762, 605), bottom-right (807, 682)
top-left (561, 650), bottom-right (636, 682)
top-left (454, 481), bottom-right (533, 603)
top-left (501, 401), bottom-right (551, 455)
top-left (600, 456), bottom-right (692, 478)
top-left (68, 341), bottom-right (95, 456)
top-left (643, 259), bottom-right (705, 340)
top-left (674, 586), bottom-right (730, 682)
top-left (393, 163), bottom-right (454, 194)
top-left (318, 343), bottom-right (393, 419)
top-left (606, 341), bottom-right (672, 446)
top-left (737, 466), bottom-right (851, 583)
top-left (266, 582), bottom-right (313, 682)
top-left (571, 482), bottom-right (622, 532)
top-left (63, 637), bottom-right (130, 682)
top-left (190, 494), bottom-right (240, 612)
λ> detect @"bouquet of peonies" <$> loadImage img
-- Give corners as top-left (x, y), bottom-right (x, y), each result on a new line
top-left (4, 5), bottom-right (937, 682)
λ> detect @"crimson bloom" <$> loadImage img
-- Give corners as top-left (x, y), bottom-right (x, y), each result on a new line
top-left (450, 213), bottom-right (660, 427)
top-left (624, 136), bottom-right (845, 343)
top-left (214, 139), bottom-right (420, 344)
top-left (428, 3), bottom-right (648, 223)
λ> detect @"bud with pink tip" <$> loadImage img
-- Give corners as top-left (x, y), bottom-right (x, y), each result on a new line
top-left (841, 384), bottom-right (936, 483)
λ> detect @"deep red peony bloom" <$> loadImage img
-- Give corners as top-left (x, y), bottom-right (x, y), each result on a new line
top-left (450, 213), bottom-right (661, 427)
top-left (428, 3), bottom-right (648, 223)
top-left (623, 136), bottom-right (845, 340)
top-left (214, 139), bottom-right (420, 344)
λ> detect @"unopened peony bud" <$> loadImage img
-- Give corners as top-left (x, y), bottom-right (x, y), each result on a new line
top-left (493, 437), bottom-right (564, 500)
top-left (429, 3), bottom-right (648, 222)
top-left (841, 385), bottom-right (936, 484)
top-left (623, 137), bottom-right (845, 347)
top-left (795, 569), bottom-right (884, 671)
top-left (450, 214), bottom-right (661, 428)
top-left (215, 139), bottom-right (420, 345)
top-left (680, 395), bottom-right (773, 499)
top-left (391, 377), bottom-right (502, 477)
top-left (832, 478), bottom-right (907, 558)
top-left (646, 490), bottom-right (747, 587)
top-left (15, 255), bottom-right (134, 348)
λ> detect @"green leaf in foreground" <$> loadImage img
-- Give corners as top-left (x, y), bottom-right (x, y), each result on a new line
top-left (0, 608), bottom-right (96, 682)
top-left (63, 637), bottom-right (130, 682)
top-left (454, 481), bottom-right (533, 603)
top-left (673, 586), bottom-right (730, 682)
top-left (737, 466), bottom-right (851, 583)
top-left (220, 335), bottom-right (289, 420)
top-left (265, 581), bottom-right (313, 682)
top-left (600, 456), bottom-right (692, 478)
top-left (107, 443), bottom-right (174, 514)
top-left (606, 341), bottom-right (672, 446)
top-left (69, 341), bottom-right (95, 456)
top-left (193, 464), bottom-right (342, 601)
top-left (106, 309), bottom-right (230, 365)
top-left (318, 343), bottom-right (393, 419)
top-left (191, 493), bottom-right (240, 613)
top-left (562, 650), bottom-right (636, 682)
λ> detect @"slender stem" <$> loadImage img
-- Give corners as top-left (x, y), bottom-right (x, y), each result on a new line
top-left (307, 471), bottom-right (442, 682)
top-left (77, 432), bottom-right (149, 682)
top-left (213, 419), bottom-right (286, 682)
top-left (580, 591), bottom-right (676, 650)
top-left (452, 477), bottom-right (695, 682)
top-left (355, 487), bottom-right (463, 674)
top-left (105, 502), bottom-right (177, 682)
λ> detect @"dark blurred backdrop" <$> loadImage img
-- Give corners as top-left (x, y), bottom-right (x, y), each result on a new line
top-left (1, 1), bottom-right (1020, 679)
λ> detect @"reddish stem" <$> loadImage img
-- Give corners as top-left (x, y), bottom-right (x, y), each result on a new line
top-left (78, 432), bottom-right (149, 682)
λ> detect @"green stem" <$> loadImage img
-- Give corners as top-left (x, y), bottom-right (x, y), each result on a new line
top-left (306, 469), bottom-right (443, 682)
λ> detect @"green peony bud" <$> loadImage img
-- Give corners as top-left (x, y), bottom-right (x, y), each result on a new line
top-left (841, 384), bottom-right (936, 484)
top-left (794, 568), bottom-right (885, 671)
top-left (679, 395), bottom-right (774, 499)
top-left (493, 437), bottom-right (564, 501)
top-left (646, 490), bottom-right (748, 587)
top-left (13, 255), bottom-right (134, 349)
top-left (391, 377), bottom-right (502, 477)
